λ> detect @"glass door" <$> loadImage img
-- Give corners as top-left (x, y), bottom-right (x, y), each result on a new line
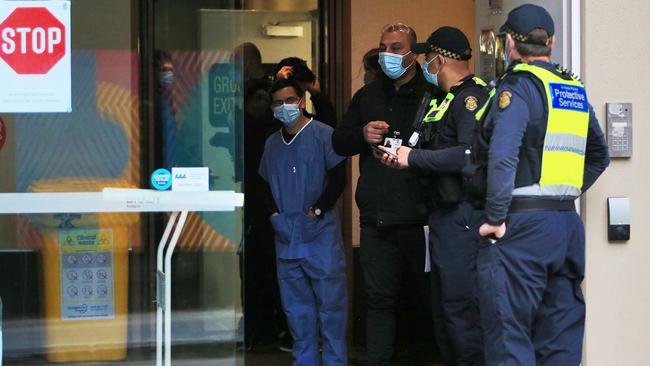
top-left (153, 1), bottom-right (325, 365)
top-left (0, 0), bottom-right (244, 365)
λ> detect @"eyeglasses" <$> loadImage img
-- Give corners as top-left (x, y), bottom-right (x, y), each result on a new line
top-left (270, 96), bottom-right (301, 108)
top-left (381, 23), bottom-right (413, 35)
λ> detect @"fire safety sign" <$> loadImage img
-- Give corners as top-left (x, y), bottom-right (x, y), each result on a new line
top-left (0, 1), bottom-right (71, 113)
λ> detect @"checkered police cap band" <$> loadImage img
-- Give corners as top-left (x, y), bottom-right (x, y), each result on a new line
top-left (430, 45), bottom-right (469, 61)
top-left (501, 24), bottom-right (549, 46)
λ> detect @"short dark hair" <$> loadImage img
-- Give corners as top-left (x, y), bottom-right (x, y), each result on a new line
top-left (269, 78), bottom-right (305, 98)
top-left (363, 47), bottom-right (382, 72)
top-left (236, 42), bottom-right (262, 64)
top-left (514, 28), bottom-right (552, 57)
top-left (274, 57), bottom-right (315, 83)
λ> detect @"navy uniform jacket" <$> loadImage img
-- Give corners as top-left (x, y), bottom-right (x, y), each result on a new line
top-left (481, 60), bottom-right (610, 225)
top-left (408, 75), bottom-right (489, 204)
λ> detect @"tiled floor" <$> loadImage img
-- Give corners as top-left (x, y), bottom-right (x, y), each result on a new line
top-left (244, 344), bottom-right (444, 366)
top-left (4, 343), bottom-right (444, 366)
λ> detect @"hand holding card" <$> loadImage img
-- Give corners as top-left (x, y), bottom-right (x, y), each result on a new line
top-left (371, 144), bottom-right (397, 159)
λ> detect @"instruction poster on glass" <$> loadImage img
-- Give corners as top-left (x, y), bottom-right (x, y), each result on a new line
top-left (59, 229), bottom-right (115, 320)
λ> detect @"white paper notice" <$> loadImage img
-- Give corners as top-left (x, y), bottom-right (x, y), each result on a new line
top-left (0, 1), bottom-right (72, 113)
top-left (172, 167), bottom-right (210, 192)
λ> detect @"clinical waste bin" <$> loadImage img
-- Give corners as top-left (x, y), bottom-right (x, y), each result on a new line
top-left (28, 179), bottom-right (138, 363)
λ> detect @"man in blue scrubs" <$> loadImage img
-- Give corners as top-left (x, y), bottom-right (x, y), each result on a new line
top-left (259, 78), bottom-right (348, 366)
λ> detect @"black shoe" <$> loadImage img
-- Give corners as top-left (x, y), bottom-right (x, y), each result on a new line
top-left (278, 331), bottom-right (293, 353)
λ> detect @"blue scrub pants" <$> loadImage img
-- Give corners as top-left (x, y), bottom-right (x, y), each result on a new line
top-left (276, 252), bottom-right (347, 366)
top-left (429, 202), bottom-right (484, 366)
top-left (477, 210), bottom-right (585, 366)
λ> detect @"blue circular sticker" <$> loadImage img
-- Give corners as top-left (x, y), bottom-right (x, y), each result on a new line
top-left (151, 168), bottom-right (172, 190)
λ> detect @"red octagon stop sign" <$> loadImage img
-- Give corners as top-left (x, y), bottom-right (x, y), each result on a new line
top-left (0, 7), bottom-right (66, 75)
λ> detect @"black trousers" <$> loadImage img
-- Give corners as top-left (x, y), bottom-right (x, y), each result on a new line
top-left (360, 224), bottom-right (453, 366)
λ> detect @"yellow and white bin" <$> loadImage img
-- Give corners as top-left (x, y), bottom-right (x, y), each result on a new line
top-left (28, 179), bottom-right (138, 363)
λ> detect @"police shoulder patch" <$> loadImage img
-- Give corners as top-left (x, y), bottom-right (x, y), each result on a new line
top-left (498, 91), bottom-right (512, 109)
top-left (464, 96), bottom-right (478, 111)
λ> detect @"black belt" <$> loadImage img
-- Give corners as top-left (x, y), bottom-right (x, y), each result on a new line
top-left (509, 198), bottom-right (576, 213)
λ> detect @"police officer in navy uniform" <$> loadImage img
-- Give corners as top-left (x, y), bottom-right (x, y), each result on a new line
top-left (476, 4), bottom-right (610, 365)
top-left (380, 26), bottom-right (490, 365)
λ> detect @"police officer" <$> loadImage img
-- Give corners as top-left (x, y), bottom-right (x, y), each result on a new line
top-left (476, 4), bottom-right (610, 365)
top-left (332, 23), bottom-right (453, 365)
top-left (381, 26), bottom-right (490, 366)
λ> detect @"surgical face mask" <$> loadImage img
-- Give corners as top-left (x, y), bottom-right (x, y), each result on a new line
top-left (378, 51), bottom-right (414, 79)
top-left (160, 71), bottom-right (174, 88)
top-left (273, 102), bottom-right (302, 126)
top-left (422, 55), bottom-right (441, 86)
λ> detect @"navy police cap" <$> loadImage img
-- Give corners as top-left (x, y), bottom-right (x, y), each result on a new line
top-left (500, 4), bottom-right (555, 45)
top-left (412, 26), bottom-right (472, 61)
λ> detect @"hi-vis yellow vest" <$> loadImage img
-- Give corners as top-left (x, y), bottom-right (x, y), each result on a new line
top-left (423, 76), bottom-right (488, 123)
top-left (513, 63), bottom-right (590, 196)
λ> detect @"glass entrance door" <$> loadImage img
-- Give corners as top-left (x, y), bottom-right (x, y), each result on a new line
top-left (153, 1), bottom-right (324, 365)
top-left (0, 0), bottom-right (244, 365)
top-left (0, 0), bottom-right (328, 364)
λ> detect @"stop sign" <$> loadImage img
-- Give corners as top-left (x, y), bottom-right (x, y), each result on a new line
top-left (0, 7), bottom-right (66, 75)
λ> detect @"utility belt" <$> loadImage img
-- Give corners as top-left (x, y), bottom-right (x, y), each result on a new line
top-left (508, 197), bottom-right (576, 213)
top-left (420, 172), bottom-right (488, 211)
top-left (435, 198), bottom-right (485, 211)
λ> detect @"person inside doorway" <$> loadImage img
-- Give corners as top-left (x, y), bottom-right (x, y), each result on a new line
top-left (259, 78), bottom-right (347, 366)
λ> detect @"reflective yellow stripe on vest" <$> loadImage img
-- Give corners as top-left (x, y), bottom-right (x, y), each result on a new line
top-left (471, 76), bottom-right (487, 87)
top-left (513, 63), bottom-right (590, 196)
top-left (423, 77), bottom-right (488, 123)
top-left (475, 88), bottom-right (496, 121)
top-left (423, 93), bottom-right (453, 123)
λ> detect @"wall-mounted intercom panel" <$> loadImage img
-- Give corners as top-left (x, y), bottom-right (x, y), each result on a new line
top-left (606, 103), bottom-right (633, 158)
top-left (607, 197), bottom-right (630, 242)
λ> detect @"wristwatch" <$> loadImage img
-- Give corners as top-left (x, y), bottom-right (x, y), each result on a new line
top-left (310, 206), bottom-right (322, 217)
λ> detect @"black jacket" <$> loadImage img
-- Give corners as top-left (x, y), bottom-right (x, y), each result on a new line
top-left (332, 67), bottom-right (441, 226)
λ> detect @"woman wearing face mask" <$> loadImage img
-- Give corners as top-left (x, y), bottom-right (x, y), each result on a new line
top-left (362, 47), bottom-right (384, 85)
top-left (157, 52), bottom-right (179, 168)
top-left (259, 78), bottom-right (348, 366)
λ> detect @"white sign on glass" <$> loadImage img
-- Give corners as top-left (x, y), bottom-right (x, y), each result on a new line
top-left (0, 1), bottom-right (71, 113)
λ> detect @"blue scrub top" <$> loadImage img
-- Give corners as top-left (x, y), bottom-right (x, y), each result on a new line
top-left (259, 119), bottom-right (346, 259)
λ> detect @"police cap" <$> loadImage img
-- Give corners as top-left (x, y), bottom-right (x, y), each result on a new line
top-left (412, 26), bottom-right (472, 61)
top-left (500, 4), bottom-right (555, 45)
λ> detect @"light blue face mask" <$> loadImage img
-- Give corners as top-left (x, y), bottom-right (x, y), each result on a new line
top-left (422, 56), bottom-right (441, 86)
top-left (273, 102), bottom-right (302, 126)
top-left (160, 71), bottom-right (174, 88)
top-left (379, 51), bottom-right (414, 79)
